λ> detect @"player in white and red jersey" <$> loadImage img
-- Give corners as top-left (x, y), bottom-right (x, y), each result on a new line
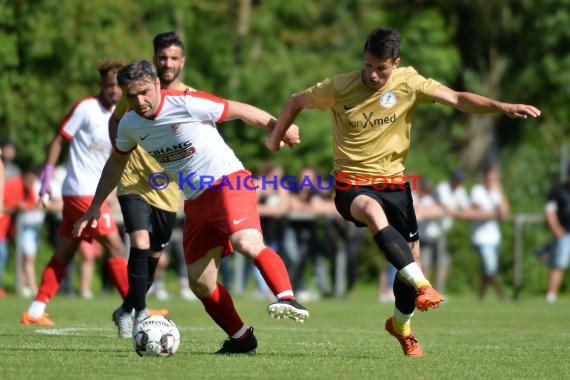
top-left (74, 60), bottom-right (308, 354)
top-left (20, 61), bottom-right (129, 326)
top-left (109, 31), bottom-right (187, 339)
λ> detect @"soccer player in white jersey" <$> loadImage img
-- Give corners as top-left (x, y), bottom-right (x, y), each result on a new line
top-left (109, 31), bottom-right (187, 338)
top-left (20, 61), bottom-right (130, 326)
top-left (266, 27), bottom-right (541, 357)
top-left (74, 60), bottom-right (308, 354)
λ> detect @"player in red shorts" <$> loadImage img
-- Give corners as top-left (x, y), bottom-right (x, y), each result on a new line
top-left (20, 60), bottom-right (129, 326)
top-left (74, 60), bottom-right (309, 354)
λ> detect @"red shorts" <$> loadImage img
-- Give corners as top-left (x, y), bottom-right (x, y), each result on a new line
top-left (59, 196), bottom-right (118, 241)
top-left (183, 170), bottom-right (262, 264)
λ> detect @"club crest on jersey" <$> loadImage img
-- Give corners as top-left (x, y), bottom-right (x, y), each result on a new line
top-left (379, 91), bottom-right (397, 108)
top-left (171, 123), bottom-right (183, 136)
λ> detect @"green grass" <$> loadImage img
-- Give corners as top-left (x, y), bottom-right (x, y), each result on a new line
top-left (1, 288), bottom-right (569, 380)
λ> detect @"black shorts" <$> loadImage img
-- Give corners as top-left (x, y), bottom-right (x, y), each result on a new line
top-left (334, 182), bottom-right (419, 242)
top-left (118, 194), bottom-right (177, 252)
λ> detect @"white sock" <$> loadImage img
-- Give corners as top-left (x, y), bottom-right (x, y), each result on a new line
top-left (393, 307), bottom-right (414, 324)
top-left (276, 290), bottom-right (294, 299)
top-left (398, 262), bottom-right (428, 288)
top-left (28, 301), bottom-right (47, 318)
top-left (231, 325), bottom-right (248, 339)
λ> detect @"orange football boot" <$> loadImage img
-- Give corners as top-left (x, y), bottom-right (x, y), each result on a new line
top-left (415, 285), bottom-right (444, 311)
top-left (385, 318), bottom-right (423, 358)
top-left (147, 308), bottom-right (169, 317)
top-left (20, 312), bottom-right (55, 326)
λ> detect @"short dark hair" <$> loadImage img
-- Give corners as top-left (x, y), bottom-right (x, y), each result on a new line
top-left (97, 59), bottom-right (123, 79)
top-left (153, 31), bottom-right (185, 55)
top-left (363, 27), bottom-right (401, 59)
top-left (117, 60), bottom-right (157, 88)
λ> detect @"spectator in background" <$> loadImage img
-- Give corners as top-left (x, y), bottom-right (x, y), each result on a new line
top-left (77, 240), bottom-right (103, 299)
top-left (544, 167), bottom-right (570, 303)
top-left (0, 140), bottom-right (21, 180)
top-left (16, 166), bottom-right (44, 298)
top-left (378, 261), bottom-right (397, 302)
top-left (0, 146), bottom-right (4, 218)
top-left (414, 178), bottom-right (446, 294)
top-left (284, 166), bottom-right (337, 300)
top-left (252, 162), bottom-right (290, 300)
top-left (434, 169), bottom-right (471, 294)
top-left (325, 216), bottom-right (365, 298)
top-left (466, 164), bottom-right (510, 301)
top-left (0, 142), bottom-right (21, 297)
top-left (0, 164), bottom-right (45, 297)
top-left (0, 147), bottom-right (4, 295)
top-left (257, 163), bottom-right (289, 259)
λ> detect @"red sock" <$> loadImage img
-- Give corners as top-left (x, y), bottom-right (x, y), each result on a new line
top-left (200, 283), bottom-right (244, 336)
top-left (107, 257), bottom-right (129, 299)
top-left (35, 257), bottom-right (68, 303)
top-left (254, 247), bottom-right (294, 300)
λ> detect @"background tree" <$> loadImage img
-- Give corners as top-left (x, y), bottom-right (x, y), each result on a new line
top-left (1, 0), bottom-right (568, 294)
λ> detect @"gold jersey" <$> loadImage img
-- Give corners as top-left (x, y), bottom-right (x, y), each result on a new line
top-left (113, 83), bottom-right (190, 212)
top-left (305, 66), bottom-right (441, 183)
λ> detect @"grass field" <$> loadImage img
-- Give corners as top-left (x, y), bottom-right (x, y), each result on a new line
top-left (1, 287), bottom-right (568, 380)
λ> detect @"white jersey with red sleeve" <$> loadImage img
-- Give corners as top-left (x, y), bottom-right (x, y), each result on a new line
top-left (59, 96), bottom-right (115, 196)
top-left (115, 89), bottom-right (244, 200)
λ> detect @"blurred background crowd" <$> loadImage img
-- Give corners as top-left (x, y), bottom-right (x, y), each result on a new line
top-left (2, 140), bottom-right (569, 303)
top-left (1, 1), bottom-right (569, 302)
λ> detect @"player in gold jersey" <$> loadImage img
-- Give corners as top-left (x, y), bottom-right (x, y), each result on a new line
top-left (110, 32), bottom-right (188, 338)
top-left (267, 27), bottom-right (541, 357)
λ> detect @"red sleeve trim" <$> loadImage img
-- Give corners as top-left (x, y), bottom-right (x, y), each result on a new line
top-left (59, 129), bottom-right (73, 141)
top-left (57, 96), bottom-right (96, 140)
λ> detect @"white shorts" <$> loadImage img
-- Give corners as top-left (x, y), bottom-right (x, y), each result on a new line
top-left (19, 225), bottom-right (40, 257)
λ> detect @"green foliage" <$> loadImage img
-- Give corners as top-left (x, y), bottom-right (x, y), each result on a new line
top-left (1, 1), bottom-right (568, 289)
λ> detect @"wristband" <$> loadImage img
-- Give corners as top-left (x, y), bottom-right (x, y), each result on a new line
top-left (39, 164), bottom-right (54, 196)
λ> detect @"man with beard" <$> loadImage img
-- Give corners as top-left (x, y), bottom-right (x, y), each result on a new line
top-left (109, 32), bottom-right (191, 338)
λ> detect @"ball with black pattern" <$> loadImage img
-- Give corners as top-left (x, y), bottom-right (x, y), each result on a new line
top-left (132, 315), bottom-right (180, 357)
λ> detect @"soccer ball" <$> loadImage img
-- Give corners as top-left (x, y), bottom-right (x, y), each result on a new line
top-left (132, 315), bottom-right (180, 357)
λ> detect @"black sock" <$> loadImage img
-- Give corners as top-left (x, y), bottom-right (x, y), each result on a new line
top-left (393, 276), bottom-right (417, 314)
top-left (373, 226), bottom-right (415, 270)
top-left (146, 255), bottom-right (160, 292)
top-left (128, 247), bottom-right (150, 312)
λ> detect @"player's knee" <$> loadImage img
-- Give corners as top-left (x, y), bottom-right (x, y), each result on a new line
top-left (229, 231), bottom-right (265, 258)
top-left (351, 199), bottom-right (386, 229)
top-left (188, 277), bottom-right (214, 298)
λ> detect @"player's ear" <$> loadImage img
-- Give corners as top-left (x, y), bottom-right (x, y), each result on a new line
top-left (393, 57), bottom-right (401, 67)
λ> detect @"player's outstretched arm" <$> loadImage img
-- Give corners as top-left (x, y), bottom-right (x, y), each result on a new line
top-left (266, 92), bottom-right (316, 151)
top-left (433, 85), bottom-right (541, 119)
top-left (224, 100), bottom-right (301, 148)
top-left (72, 151), bottom-right (129, 237)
